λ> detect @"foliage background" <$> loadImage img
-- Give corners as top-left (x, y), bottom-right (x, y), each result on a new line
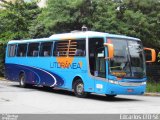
top-left (0, 0), bottom-right (160, 77)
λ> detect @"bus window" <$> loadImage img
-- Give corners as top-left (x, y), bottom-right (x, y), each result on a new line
top-left (53, 41), bottom-right (69, 57)
top-left (40, 42), bottom-right (53, 57)
top-left (8, 44), bottom-right (16, 57)
top-left (17, 44), bottom-right (27, 57)
top-left (53, 40), bottom-right (86, 57)
top-left (69, 40), bottom-right (86, 57)
top-left (27, 43), bottom-right (39, 57)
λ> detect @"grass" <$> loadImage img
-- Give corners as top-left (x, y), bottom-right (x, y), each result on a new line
top-left (146, 81), bottom-right (160, 93)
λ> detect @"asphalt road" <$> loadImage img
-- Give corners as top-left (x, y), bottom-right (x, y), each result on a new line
top-left (0, 80), bottom-right (160, 114)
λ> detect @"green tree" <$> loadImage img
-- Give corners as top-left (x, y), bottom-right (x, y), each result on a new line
top-left (117, 0), bottom-right (160, 48)
top-left (0, 43), bottom-right (5, 76)
top-left (0, 0), bottom-right (41, 41)
top-left (91, 0), bottom-right (121, 33)
top-left (33, 0), bottom-right (97, 35)
top-left (0, 0), bottom-right (41, 76)
top-left (35, 0), bottom-right (159, 48)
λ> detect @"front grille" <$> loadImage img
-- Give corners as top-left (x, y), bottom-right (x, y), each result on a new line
top-left (118, 82), bottom-right (142, 86)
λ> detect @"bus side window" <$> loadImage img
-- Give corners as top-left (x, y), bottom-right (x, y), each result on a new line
top-left (17, 44), bottom-right (27, 57)
top-left (44, 51), bottom-right (49, 56)
top-left (33, 50), bottom-right (38, 56)
top-left (39, 42), bottom-right (53, 57)
top-left (53, 40), bottom-right (86, 57)
top-left (53, 41), bottom-right (69, 57)
top-left (69, 40), bottom-right (86, 57)
top-left (8, 44), bottom-right (17, 57)
top-left (27, 43), bottom-right (39, 57)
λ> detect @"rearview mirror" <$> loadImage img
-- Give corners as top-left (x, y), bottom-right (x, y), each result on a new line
top-left (104, 43), bottom-right (114, 59)
top-left (144, 47), bottom-right (156, 62)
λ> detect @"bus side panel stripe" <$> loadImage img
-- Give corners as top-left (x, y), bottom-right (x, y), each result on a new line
top-left (5, 63), bottom-right (64, 87)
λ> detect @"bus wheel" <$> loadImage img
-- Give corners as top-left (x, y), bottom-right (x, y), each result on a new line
top-left (73, 79), bottom-right (88, 98)
top-left (19, 73), bottom-right (26, 88)
top-left (105, 94), bottom-right (117, 98)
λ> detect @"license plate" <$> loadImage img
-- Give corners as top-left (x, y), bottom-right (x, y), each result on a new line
top-left (127, 89), bottom-right (134, 92)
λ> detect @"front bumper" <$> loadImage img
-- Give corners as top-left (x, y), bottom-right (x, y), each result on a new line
top-left (105, 82), bottom-right (146, 95)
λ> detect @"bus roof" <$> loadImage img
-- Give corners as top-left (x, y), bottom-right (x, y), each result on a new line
top-left (8, 31), bottom-right (140, 44)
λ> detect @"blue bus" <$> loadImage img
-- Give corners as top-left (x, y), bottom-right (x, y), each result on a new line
top-left (5, 31), bottom-right (156, 98)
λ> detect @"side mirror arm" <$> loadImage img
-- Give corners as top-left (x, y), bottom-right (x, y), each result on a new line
top-left (104, 43), bottom-right (114, 59)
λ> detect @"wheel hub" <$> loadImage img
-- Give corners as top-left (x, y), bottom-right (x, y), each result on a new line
top-left (76, 83), bottom-right (84, 95)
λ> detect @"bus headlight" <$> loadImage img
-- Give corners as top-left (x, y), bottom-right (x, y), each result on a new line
top-left (141, 82), bottom-right (146, 85)
top-left (108, 80), bottom-right (118, 84)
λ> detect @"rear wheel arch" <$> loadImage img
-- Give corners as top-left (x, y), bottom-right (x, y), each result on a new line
top-left (19, 71), bottom-right (25, 77)
top-left (19, 71), bottom-right (27, 87)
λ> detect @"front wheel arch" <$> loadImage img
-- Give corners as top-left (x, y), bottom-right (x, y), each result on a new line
top-left (72, 76), bottom-right (82, 89)
top-left (73, 78), bottom-right (88, 98)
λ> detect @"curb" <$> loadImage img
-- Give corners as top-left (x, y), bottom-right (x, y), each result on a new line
top-left (144, 93), bottom-right (160, 96)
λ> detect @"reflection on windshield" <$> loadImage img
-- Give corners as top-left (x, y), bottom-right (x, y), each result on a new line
top-left (109, 38), bottom-right (145, 78)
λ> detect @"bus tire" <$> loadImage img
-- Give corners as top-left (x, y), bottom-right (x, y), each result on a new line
top-left (43, 86), bottom-right (52, 91)
top-left (105, 94), bottom-right (117, 98)
top-left (73, 79), bottom-right (88, 98)
top-left (19, 73), bottom-right (27, 88)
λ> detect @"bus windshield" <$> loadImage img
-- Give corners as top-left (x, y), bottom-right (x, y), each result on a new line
top-left (109, 38), bottom-right (146, 79)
